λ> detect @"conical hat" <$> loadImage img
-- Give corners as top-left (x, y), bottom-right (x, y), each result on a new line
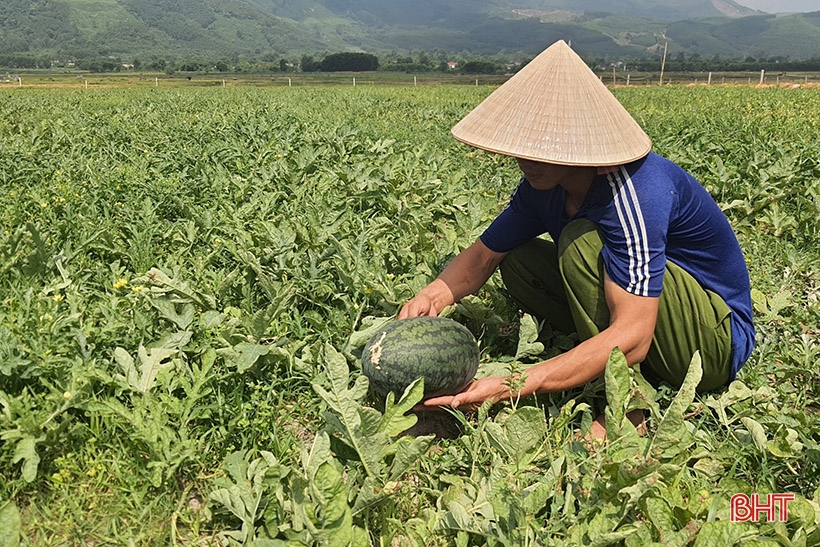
top-left (451, 40), bottom-right (652, 166)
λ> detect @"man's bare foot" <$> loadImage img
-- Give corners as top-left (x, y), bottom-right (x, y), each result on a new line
top-left (588, 408), bottom-right (648, 440)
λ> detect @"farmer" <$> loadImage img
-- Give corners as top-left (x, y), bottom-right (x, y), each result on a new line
top-left (399, 40), bottom-right (755, 438)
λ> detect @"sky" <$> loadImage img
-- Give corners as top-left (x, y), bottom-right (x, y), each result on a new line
top-left (735, 0), bottom-right (820, 12)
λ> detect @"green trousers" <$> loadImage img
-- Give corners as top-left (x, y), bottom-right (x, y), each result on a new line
top-left (498, 219), bottom-right (733, 392)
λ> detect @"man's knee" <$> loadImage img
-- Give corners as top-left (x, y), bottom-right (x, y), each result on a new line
top-left (499, 238), bottom-right (556, 289)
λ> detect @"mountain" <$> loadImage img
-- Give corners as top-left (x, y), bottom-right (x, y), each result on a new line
top-left (2, 0), bottom-right (820, 65)
top-left (253, 0), bottom-right (757, 27)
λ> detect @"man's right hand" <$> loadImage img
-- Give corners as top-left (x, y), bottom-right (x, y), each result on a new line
top-left (397, 240), bottom-right (506, 321)
top-left (398, 279), bottom-right (454, 319)
top-left (398, 293), bottom-right (440, 319)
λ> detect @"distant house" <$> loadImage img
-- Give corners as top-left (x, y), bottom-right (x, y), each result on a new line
top-left (447, 62), bottom-right (458, 69)
top-left (506, 61), bottom-right (522, 71)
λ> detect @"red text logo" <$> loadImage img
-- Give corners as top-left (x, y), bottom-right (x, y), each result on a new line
top-left (730, 493), bottom-right (795, 522)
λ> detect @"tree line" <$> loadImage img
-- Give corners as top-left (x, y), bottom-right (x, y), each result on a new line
top-left (7, 51), bottom-right (820, 75)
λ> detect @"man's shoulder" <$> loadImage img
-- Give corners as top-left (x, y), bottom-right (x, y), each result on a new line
top-left (627, 152), bottom-right (682, 178)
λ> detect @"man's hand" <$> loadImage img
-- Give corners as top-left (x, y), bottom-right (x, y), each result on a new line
top-left (398, 292), bottom-right (441, 319)
top-left (398, 241), bottom-right (507, 320)
top-left (418, 376), bottom-right (512, 413)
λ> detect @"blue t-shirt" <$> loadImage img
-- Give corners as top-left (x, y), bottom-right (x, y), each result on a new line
top-left (481, 152), bottom-right (755, 378)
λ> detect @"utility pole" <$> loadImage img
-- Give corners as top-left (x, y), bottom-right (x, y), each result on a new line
top-left (659, 42), bottom-right (668, 86)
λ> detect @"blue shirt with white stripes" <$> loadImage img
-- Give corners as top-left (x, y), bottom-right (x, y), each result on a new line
top-left (480, 152), bottom-right (755, 378)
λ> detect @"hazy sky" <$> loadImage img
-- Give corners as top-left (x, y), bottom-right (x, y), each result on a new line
top-left (735, 0), bottom-right (819, 12)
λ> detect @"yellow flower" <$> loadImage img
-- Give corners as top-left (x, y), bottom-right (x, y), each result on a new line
top-left (53, 293), bottom-right (64, 302)
top-left (113, 278), bottom-right (128, 289)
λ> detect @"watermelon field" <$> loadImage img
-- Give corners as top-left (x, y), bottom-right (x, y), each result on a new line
top-left (0, 83), bottom-right (819, 545)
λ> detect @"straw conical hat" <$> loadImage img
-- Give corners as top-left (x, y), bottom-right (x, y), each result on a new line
top-left (451, 40), bottom-right (651, 166)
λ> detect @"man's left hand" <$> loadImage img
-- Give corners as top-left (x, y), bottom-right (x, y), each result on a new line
top-left (417, 376), bottom-right (512, 413)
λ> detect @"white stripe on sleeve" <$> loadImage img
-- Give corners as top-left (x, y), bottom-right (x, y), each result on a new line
top-left (607, 168), bottom-right (651, 296)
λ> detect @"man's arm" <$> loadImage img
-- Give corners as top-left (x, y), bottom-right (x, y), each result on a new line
top-left (422, 272), bottom-right (659, 409)
top-left (399, 239), bottom-right (508, 319)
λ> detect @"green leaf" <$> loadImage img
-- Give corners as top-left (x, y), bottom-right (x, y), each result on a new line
top-left (498, 406), bottom-right (548, 469)
top-left (750, 288), bottom-right (769, 315)
top-left (514, 314), bottom-right (545, 362)
top-left (311, 344), bottom-right (380, 477)
top-left (311, 461), bottom-right (353, 546)
top-left (618, 472), bottom-right (660, 507)
top-left (345, 316), bottom-right (394, 352)
top-left (651, 351), bottom-right (702, 459)
top-left (351, 527), bottom-right (370, 547)
top-left (199, 310), bottom-right (225, 330)
top-left (139, 267), bottom-right (216, 310)
top-left (114, 345), bottom-right (176, 393)
top-left (643, 497), bottom-right (675, 542)
top-left (150, 298), bottom-right (196, 330)
top-left (444, 501), bottom-right (474, 531)
top-left (0, 500), bottom-right (21, 547)
top-left (692, 457), bottom-right (726, 477)
top-left (12, 435), bottom-right (43, 483)
top-left (604, 347), bottom-right (631, 443)
top-left (589, 526), bottom-right (641, 547)
top-left (357, 406), bottom-right (382, 438)
top-left (379, 377), bottom-right (424, 437)
top-left (153, 330), bottom-right (193, 351)
top-left (232, 342), bottom-right (271, 373)
top-left (766, 427), bottom-right (804, 458)
top-left (631, 364), bottom-right (661, 419)
top-left (304, 432), bottom-right (333, 481)
top-left (740, 417), bottom-right (768, 451)
top-left (703, 381), bottom-right (753, 427)
top-left (209, 452), bottom-right (271, 544)
top-left (522, 480), bottom-right (558, 516)
top-left (767, 290), bottom-right (792, 317)
top-left (693, 521), bottom-right (756, 546)
top-left (386, 435), bottom-right (434, 482)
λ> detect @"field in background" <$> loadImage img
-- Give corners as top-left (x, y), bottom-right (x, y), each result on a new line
top-left (0, 84), bottom-right (818, 545)
top-left (5, 69), bottom-right (820, 90)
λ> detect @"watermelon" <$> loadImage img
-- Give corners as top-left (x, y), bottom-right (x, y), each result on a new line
top-left (361, 316), bottom-right (479, 399)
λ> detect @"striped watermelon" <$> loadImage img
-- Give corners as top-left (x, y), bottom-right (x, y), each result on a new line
top-left (361, 316), bottom-right (479, 399)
